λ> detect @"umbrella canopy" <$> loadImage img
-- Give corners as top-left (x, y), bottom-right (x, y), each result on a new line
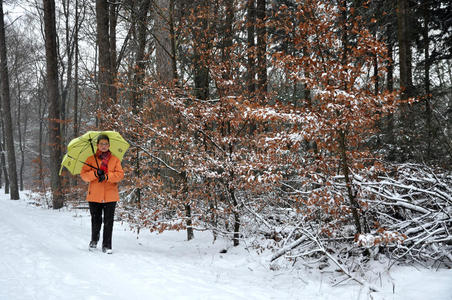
top-left (60, 131), bottom-right (130, 175)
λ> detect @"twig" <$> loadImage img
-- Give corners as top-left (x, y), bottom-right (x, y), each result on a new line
top-left (271, 235), bottom-right (309, 262)
top-left (299, 228), bottom-right (381, 293)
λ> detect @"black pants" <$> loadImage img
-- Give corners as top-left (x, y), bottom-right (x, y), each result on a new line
top-left (89, 201), bottom-right (117, 249)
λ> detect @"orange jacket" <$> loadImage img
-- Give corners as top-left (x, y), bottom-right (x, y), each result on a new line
top-left (80, 154), bottom-right (124, 203)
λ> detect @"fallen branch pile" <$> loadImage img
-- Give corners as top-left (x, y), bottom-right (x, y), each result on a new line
top-left (253, 163), bottom-right (452, 289)
top-left (360, 163), bottom-right (452, 267)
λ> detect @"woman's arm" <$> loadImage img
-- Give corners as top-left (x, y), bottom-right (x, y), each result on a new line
top-left (107, 157), bottom-right (124, 183)
top-left (80, 156), bottom-right (98, 182)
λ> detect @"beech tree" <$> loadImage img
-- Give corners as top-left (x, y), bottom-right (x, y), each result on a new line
top-left (0, 0), bottom-right (19, 200)
top-left (0, 129), bottom-right (8, 193)
top-left (9, 27), bottom-right (35, 191)
top-left (154, 0), bottom-right (176, 83)
top-left (43, 0), bottom-right (64, 209)
top-left (100, 0), bottom-right (401, 247)
top-left (249, 0), bottom-right (399, 236)
top-left (96, 0), bottom-right (117, 122)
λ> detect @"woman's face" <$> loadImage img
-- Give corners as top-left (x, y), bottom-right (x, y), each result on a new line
top-left (97, 139), bottom-right (110, 152)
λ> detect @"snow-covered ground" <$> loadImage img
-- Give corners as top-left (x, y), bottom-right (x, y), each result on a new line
top-left (0, 191), bottom-right (451, 300)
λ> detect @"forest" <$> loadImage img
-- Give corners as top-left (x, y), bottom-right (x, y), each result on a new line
top-left (0, 0), bottom-right (451, 287)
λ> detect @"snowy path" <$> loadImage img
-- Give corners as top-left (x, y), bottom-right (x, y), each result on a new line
top-left (0, 194), bottom-right (299, 300)
top-left (0, 192), bottom-right (451, 300)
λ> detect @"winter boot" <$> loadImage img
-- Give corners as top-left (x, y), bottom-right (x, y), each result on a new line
top-left (89, 241), bottom-right (98, 251)
top-left (102, 247), bottom-right (113, 254)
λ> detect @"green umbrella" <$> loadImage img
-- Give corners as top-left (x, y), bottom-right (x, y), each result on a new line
top-left (60, 130), bottom-right (130, 175)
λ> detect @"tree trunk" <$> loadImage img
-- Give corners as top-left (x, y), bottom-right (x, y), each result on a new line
top-left (246, 0), bottom-right (256, 95)
top-left (0, 138), bottom-right (2, 189)
top-left (397, 0), bottom-right (413, 100)
top-left (385, 33), bottom-right (395, 156)
top-left (132, 0), bottom-right (151, 113)
top-left (58, 1), bottom-right (73, 194)
top-left (222, 0), bottom-right (233, 82)
top-left (228, 186), bottom-right (240, 246)
top-left (0, 1), bottom-right (19, 200)
top-left (38, 88), bottom-right (46, 190)
top-left (43, 0), bottom-right (64, 209)
top-left (109, 0), bottom-right (118, 102)
top-left (256, 0), bottom-right (267, 100)
top-left (129, 0), bottom-right (151, 207)
top-left (0, 125), bottom-right (9, 193)
top-left (60, 0), bottom-right (73, 148)
top-left (169, 0), bottom-right (177, 81)
top-left (339, 131), bottom-right (362, 234)
top-left (422, 3), bottom-right (432, 158)
top-left (193, 1), bottom-right (209, 100)
top-left (154, 0), bottom-right (174, 83)
top-left (0, 147), bottom-right (9, 193)
top-left (20, 107), bottom-right (28, 191)
top-left (185, 203), bottom-right (194, 240)
top-left (73, 0), bottom-right (80, 138)
top-left (447, 61), bottom-right (452, 141)
top-left (15, 73), bottom-right (24, 191)
top-left (181, 171), bottom-right (193, 241)
top-left (339, 0), bottom-right (361, 234)
top-left (96, 0), bottom-right (114, 119)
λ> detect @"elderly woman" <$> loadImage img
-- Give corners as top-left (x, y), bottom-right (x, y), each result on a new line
top-left (80, 134), bottom-right (124, 254)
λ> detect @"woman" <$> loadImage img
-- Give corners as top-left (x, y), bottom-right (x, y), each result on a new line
top-left (80, 134), bottom-right (124, 254)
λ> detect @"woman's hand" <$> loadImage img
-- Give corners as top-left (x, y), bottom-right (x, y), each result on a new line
top-left (95, 169), bottom-right (106, 182)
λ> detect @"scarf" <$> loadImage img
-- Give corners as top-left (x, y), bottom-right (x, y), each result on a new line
top-left (96, 150), bottom-right (112, 173)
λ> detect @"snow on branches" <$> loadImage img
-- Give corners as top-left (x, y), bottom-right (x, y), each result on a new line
top-left (89, 2), bottom-right (451, 281)
top-left (359, 164), bottom-right (452, 266)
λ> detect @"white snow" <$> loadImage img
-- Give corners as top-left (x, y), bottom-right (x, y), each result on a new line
top-left (0, 191), bottom-right (451, 300)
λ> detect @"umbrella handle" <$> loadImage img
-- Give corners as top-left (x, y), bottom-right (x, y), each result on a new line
top-left (89, 137), bottom-right (101, 169)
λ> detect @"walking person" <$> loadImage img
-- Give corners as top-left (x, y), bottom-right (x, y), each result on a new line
top-left (80, 134), bottom-right (124, 254)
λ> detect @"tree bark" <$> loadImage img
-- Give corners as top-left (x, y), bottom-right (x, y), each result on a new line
top-left (339, 0), bottom-right (361, 234)
top-left (181, 171), bottom-right (193, 241)
top-left (38, 87), bottom-right (46, 190)
top-left (339, 131), bottom-right (362, 234)
top-left (154, 0), bottom-right (174, 83)
top-left (0, 1), bottom-right (19, 200)
top-left (15, 73), bottom-right (24, 191)
top-left (222, 0), bottom-right (233, 82)
top-left (228, 185), bottom-right (240, 246)
top-left (256, 0), bottom-right (267, 100)
top-left (96, 0), bottom-right (114, 119)
top-left (169, 0), bottom-right (177, 81)
top-left (246, 0), bottom-right (256, 95)
top-left (60, 0), bottom-right (73, 147)
top-left (132, 0), bottom-right (151, 113)
top-left (43, 0), bottom-right (64, 209)
top-left (0, 142), bottom-right (2, 188)
top-left (20, 106), bottom-right (27, 191)
top-left (193, 0), bottom-right (209, 100)
top-left (385, 35), bottom-right (395, 159)
top-left (422, 3), bottom-right (432, 157)
top-left (397, 0), bottom-right (413, 99)
top-left (73, 0), bottom-right (80, 138)
top-left (0, 123), bottom-right (9, 193)
top-left (447, 61), bottom-right (452, 141)
top-left (109, 0), bottom-right (118, 102)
